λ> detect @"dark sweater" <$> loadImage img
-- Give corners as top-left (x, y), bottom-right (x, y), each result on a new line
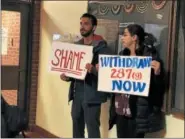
top-left (67, 35), bottom-right (112, 104)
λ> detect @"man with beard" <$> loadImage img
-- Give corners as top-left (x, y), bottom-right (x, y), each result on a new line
top-left (60, 13), bottom-right (111, 138)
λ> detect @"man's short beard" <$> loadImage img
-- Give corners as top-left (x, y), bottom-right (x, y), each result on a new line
top-left (81, 28), bottom-right (94, 37)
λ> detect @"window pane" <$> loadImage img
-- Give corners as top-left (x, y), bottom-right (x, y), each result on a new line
top-left (1, 10), bottom-right (21, 105)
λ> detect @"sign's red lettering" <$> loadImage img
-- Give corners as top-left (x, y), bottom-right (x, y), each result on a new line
top-left (51, 49), bottom-right (86, 72)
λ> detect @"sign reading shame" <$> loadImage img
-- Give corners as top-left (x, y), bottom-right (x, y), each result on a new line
top-left (98, 55), bottom-right (152, 97)
top-left (49, 41), bottom-right (93, 80)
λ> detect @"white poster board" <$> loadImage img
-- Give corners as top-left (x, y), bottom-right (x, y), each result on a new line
top-left (98, 55), bottom-right (152, 97)
top-left (49, 41), bottom-right (93, 80)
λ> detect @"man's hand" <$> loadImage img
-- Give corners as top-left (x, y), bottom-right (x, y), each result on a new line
top-left (60, 73), bottom-right (69, 81)
top-left (151, 60), bottom-right (161, 75)
top-left (85, 63), bottom-right (93, 73)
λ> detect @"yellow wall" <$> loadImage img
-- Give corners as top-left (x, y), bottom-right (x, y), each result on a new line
top-left (36, 1), bottom-right (184, 138)
top-left (36, 1), bottom-right (88, 137)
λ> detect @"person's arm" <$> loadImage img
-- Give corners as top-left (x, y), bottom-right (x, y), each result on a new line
top-left (150, 48), bottom-right (166, 103)
top-left (60, 74), bottom-right (75, 82)
top-left (90, 66), bottom-right (98, 76)
top-left (152, 58), bottom-right (165, 89)
top-left (149, 50), bottom-right (166, 108)
top-left (151, 50), bottom-right (165, 81)
top-left (66, 77), bottom-right (75, 82)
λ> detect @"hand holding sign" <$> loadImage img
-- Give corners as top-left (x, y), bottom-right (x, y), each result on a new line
top-left (151, 60), bottom-right (161, 75)
top-left (85, 63), bottom-right (93, 73)
top-left (60, 73), bottom-right (70, 81)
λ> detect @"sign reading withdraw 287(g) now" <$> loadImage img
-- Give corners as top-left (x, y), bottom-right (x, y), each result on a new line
top-left (49, 41), bottom-right (93, 80)
top-left (98, 55), bottom-right (152, 97)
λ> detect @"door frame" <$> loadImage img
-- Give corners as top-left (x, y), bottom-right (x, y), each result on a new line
top-left (2, 0), bottom-right (34, 126)
top-left (169, 0), bottom-right (185, 114)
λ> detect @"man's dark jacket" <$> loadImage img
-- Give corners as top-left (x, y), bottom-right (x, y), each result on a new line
top-left (67, 35), bottom-right (112, 104)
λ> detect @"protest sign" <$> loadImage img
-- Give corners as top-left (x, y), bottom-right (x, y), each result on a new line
top-left (98, 55), bottom-right (152, 96)
top-left (49, 41), bottom-right (93, 80)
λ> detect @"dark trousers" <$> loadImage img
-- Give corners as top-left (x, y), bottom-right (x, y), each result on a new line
top-left (71, 97), bottom-right (101, 138)
top-left (116, 115), bottom-right (145, 138)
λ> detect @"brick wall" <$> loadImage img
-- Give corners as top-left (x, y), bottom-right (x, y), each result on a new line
top-left (1, 11), bottom-right (21, 105)
top-left (29, 0), bottom-right (41, 128)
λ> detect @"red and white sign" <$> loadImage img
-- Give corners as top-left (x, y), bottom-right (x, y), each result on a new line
top-left (49, 41), bottom-right (93, 80)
